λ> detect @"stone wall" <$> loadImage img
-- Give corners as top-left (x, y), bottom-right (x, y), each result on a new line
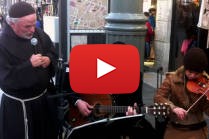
top-left (153, 0), bottom-right (173, 72)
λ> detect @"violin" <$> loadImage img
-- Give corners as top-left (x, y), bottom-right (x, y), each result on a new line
top-left (186, 76), bottom-right (209, 112)
top-left (186, 76), bottom-right (209, 100)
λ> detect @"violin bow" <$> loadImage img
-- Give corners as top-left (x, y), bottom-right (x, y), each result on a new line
top-left (186, 87), bottom-right (209, 113)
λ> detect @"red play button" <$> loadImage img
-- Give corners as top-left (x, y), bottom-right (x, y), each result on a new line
top-left (69, 44), bottom-right (140, 94)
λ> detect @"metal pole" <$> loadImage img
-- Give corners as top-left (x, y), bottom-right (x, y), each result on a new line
top-left (58, 0), bottom-right (67, 61)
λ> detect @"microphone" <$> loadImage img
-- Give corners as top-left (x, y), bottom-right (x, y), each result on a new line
top-left (31, 38), bottom-right (38, 53)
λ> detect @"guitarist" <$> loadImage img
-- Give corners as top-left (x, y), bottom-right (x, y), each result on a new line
top-left (111, 42), bottom-right (144, 114)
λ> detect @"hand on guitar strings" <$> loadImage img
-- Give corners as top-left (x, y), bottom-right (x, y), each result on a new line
top-left (76, 99), bottom-right (94, 117)
top-left (126, 103), bottom-right (138, 116)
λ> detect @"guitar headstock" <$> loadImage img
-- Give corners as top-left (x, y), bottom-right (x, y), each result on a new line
top-left (143, 103), bottom-right (170, 117)
top-left (152, 103), bottom-right (170, 117)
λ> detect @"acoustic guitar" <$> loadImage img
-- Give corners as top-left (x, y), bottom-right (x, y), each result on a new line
top-left (67, 94), bottom-right (112, 127)
top-left (67, 94), bottom-right (170, 127)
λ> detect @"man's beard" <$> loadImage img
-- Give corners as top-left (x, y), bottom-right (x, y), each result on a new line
top-left (21, 34), bottom-right (33, 39)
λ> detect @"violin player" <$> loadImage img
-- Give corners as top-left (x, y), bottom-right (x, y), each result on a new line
top-left (154, 47), bottom-right (209, 139)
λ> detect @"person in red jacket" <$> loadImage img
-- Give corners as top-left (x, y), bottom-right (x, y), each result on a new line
top-left (144, 12), bottom-right (154, 60)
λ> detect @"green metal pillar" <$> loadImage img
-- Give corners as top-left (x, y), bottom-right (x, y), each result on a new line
top-left (105, 0), bottom-right (146, 72)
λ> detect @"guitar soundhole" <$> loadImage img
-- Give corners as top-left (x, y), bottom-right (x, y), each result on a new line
top-left (93, 104), bottom-right (101, 115)
top-left (92, 103), bottom-right (110, 119)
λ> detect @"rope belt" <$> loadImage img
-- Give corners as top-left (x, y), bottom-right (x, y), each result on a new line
top-left (2, 89), bottom-right (47, 139)
top-left (171, 121), bottom-right (207, 131)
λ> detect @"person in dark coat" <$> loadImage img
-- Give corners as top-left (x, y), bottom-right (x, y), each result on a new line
top-left (0, 2), bottom-right (58, 139)
top-left (154, 47), bottom-right (209, 139)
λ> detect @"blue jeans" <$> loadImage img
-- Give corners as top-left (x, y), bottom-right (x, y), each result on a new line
top-left (145, 42), bottom-right (150, 59)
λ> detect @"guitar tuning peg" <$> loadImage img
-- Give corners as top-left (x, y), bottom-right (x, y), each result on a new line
top-left (163, 112), bottom-right (166, 115)
top-left (167, 109), bottom-right (170, 114)
top-left (154, 103), bottom-right (158, 106)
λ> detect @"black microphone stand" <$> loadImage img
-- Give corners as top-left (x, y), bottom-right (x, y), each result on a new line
top-left (55, 58), bottom-right (71, 139)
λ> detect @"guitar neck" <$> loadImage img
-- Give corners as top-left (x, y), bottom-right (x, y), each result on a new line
top-left (95, 105), bottom-right (139, 114)
top-left (95, 103), bottom-right (169, 117)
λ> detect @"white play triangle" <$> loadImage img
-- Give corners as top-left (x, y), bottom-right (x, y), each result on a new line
top-left (97, 58), bottom-right (116, 78)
